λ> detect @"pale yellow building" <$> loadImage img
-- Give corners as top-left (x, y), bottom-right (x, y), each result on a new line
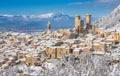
top-left (113, 33), bottom-right (120, 41)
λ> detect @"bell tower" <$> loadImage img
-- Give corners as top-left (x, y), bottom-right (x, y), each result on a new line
top-left (47, 21), bottom-right (51, 31)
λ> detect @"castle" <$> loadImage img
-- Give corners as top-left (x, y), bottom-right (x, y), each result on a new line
top-left (47, 14), bottom-right (94, 40)
top-left (47, 14), bottom-right (93, 35)
top-left (75, 14), bottom-right (92, 34)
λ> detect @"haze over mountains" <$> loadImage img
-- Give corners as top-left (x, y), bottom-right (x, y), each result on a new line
top-left (94, 5), bottom-right (120, 30)
top-left (0, 12), bottom-right (97, 32)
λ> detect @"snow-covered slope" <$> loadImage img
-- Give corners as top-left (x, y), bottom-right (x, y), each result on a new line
top-left (94, 5), bottom-right (120, 29)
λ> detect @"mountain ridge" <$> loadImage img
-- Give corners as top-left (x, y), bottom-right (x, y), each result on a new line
top-left (94, 5), bottom-right (120, 30)
top-left (0, 12), bottom-right (98, 32)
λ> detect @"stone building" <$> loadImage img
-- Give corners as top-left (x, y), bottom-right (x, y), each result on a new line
top-left (75, 15), bottom-right (80, 31)
top-left (113, 32), bottom-right (120, 41)
top-left (75, 14), bottom-right (92, 34)
top-left (46, 46), bottom-right (70, 59)
top-left (86, 14), bottom-right (92, 30)
top-left (47, 21), bottom-right (51, 31)
top-left (75, 16), bottom-right (84, 34)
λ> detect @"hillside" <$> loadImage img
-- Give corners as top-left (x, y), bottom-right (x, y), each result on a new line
top-left (94, 5), bottom-right (120, 30)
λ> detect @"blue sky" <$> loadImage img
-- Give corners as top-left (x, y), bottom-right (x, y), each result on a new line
top-left (0, 0), bottom-right (119, 16)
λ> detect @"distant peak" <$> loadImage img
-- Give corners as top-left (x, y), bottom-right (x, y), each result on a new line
top-left (112, 4), bottom-right (120, 13)
top-left (34, 12), bottom-right (66, 19)
top-left (37, 13), bottom-right (54, 18)
top-left (0, 14), bottom-right (14, 17)
top-left (94, 4), bottom-right (120, 29)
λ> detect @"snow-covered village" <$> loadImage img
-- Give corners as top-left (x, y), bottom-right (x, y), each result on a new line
top-left (0, 4), bottom-right (120, 76)
top-left (0, 0), bottom-right (120, 76)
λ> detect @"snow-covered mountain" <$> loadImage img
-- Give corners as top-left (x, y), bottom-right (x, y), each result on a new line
top-left (0, 12), bottom-right (74, 32)
top-left (94, 5), bottom-right (120, 29)
top-left (0, 12), bottom-right (98, 32)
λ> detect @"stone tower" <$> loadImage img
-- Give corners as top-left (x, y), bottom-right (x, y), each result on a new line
top-left (75, 15), bottom-right (80, 31)
top-left (86, 14), bottom-right (92, 30)
top-left (75, 15), bottom-right (84, 33)
top-left (79, 20), bottom-right (84, 33)
top-left (47, 21), bottom-right (51, 31)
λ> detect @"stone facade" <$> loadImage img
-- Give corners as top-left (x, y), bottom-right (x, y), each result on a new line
top-left (46, 47), bottom-right (70, 59)
top-left (113, 33), bottom-right (120, 41)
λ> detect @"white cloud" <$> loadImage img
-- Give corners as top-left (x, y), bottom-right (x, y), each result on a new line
top-left (67, 0), bottom-right (120, 6)
top-left (97, 0), bottom-right (117, 3)
top-left (68, 2), bottom-right (83, 5)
